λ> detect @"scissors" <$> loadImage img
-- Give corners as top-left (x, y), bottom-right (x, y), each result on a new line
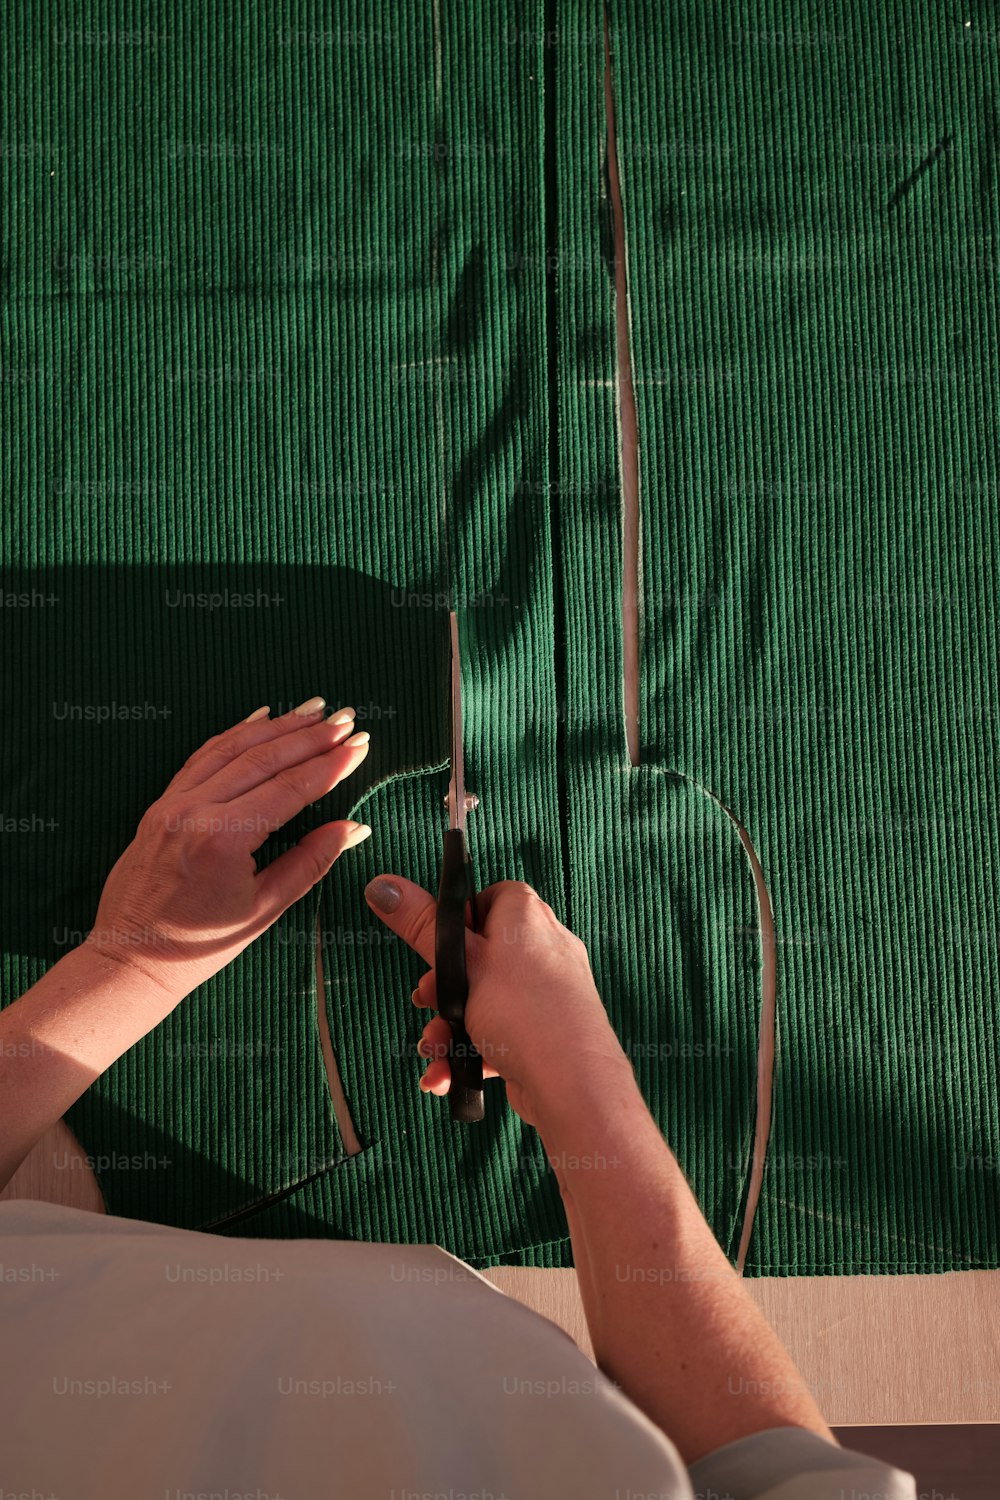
top-left (434, 611), bottom-right (484, 1123)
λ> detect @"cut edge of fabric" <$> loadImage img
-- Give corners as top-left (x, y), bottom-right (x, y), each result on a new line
top-left (650, 769), bottom-right (777, 1275)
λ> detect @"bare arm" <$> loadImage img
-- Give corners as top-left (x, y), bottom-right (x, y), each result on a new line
top-left (535, 1074), bottom-right (832, 1463)
top-left (366, 874), bottom-right (835, 1465)
top-left (0, 945), bottom-right (179, 1190)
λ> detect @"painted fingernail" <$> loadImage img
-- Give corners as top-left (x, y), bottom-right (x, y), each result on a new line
top-left (328, 707), bottom-right (356, 725)
top-left (344, 823), bottom-right (372, 848)
top-left (344, 731), bottom-right (370, 747)
top-left (365, 876), bottom-right (401, 913)
top-left (244, 706), bottom-right (270, 723)
top-left (293, 695), bottom-right (326, 717)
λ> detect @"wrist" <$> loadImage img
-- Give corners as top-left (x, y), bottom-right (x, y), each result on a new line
top-left (532, 1059), bottom-right (662, 1165)
top-left (71, 935), bottom-right (187, 1012)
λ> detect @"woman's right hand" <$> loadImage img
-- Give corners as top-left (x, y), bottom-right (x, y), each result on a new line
top-left (363, 875), bottom-right (637, 1130)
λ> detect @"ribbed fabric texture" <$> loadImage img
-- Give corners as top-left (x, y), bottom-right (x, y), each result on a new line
top-left (1, 0), bottom-right (997, 1273)
top-left (553, 11), bottom-right (763, 1269)
top-left (607, 0), bottom-right (1000, 1272)
top-left (1, 0), bottom-right (567, 1262)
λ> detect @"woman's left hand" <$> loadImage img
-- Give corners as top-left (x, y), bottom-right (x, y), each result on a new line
top-left (84, 698), bottom-right (372, 1003)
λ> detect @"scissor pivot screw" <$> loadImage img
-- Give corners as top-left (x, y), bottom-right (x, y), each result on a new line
top-left (443, 793), bottom-right (479, 813)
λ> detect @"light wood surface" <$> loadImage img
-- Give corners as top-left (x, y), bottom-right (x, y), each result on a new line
top-left (479, 1267), bottom-right (1000, 1426)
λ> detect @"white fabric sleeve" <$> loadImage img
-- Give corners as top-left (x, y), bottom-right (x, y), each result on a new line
top-left (689, 1423), bottom-right (917, 1500)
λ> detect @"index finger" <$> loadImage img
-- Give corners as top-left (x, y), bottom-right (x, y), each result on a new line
top-left (166, 699), bottom-right (352, 797)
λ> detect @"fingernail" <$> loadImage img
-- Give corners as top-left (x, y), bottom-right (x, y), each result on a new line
top-left (365, 876), bottom-right (401, 913)
top-left (244, 706), bottom-right (270, 723)
top-left (293, 695), bottom-right (326, 717)
top-left (328, 706), bottom-right (356, 725)
top-left (344, 823), bottom-right (372, 848)
top-left (344, 731), bottom-right (370, 747)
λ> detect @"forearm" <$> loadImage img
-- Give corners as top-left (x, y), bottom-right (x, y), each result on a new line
top-left (535, 1079), bottom-right (834, 1465)
top-left (0, 943), bottom-right (180, 1190)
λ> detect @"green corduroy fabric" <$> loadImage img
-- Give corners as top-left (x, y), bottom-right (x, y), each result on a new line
top-left (1, 0), bottom-right (998, 1274)
top-left (0, 0), bottom-right (566, 1262)
top-left (553, 10), bottom-right (762, 1271)
top-left (604, 0), bottom-right (1000, 1271)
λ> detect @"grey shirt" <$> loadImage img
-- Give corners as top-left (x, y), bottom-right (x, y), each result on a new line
top-left (0, 1201), bottom-right (916, 1499)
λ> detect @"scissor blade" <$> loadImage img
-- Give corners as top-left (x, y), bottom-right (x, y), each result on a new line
top-left (447, 611), bottom-right (466, 833)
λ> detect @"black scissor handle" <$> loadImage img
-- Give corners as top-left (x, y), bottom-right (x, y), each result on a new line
top-left (435, 827), bottom-right (484, 1123)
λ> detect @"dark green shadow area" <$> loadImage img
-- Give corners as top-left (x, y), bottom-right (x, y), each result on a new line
top-left (0, 563), bottom-right (449, 1226)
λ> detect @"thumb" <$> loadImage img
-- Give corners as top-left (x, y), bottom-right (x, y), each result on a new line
top-left (363, 873), bottom-right (444, 967)
top-left (255, 821), bottom-right (371, 921)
